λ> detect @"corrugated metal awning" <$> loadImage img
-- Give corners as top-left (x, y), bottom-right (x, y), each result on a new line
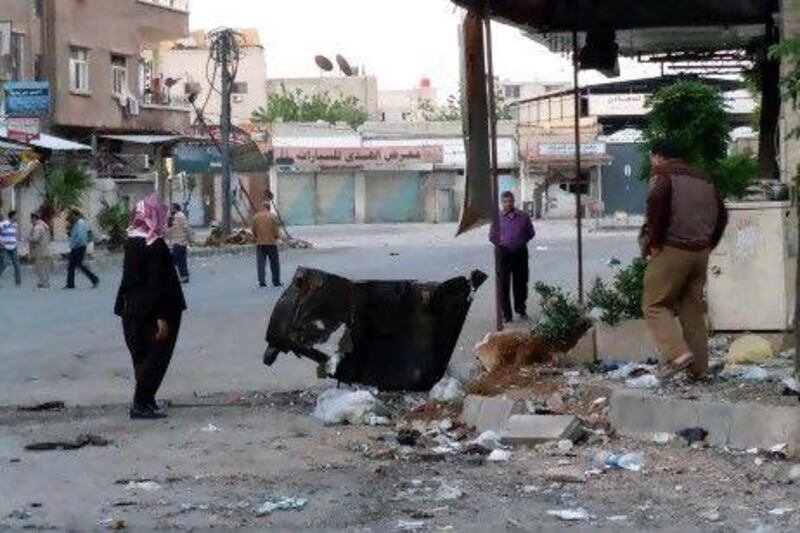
top-left (0, 129), bottom-right (91, 151)
top-left (100, 134), bottom-right (196, 145)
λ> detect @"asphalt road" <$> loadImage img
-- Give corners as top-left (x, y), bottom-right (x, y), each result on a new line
top-left (0, 222), bottom-right (638, 407)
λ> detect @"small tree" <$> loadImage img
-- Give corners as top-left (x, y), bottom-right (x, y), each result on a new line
top-left (40, 163), bottom-right (93, 222)
top-left (417, 86), bottom-right (511, 122)
top-left (97, 199), bottom-right (130, 251)
top-left (253, 86), bottom-right (368, 129)
top-left (643, 80), bottom-right (756, 199)
top-left (769, 36), bottom-right (800, 138)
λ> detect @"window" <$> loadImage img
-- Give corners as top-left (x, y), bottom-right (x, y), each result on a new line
top-left (111, 54), bottom-right (127, 95)
top-left (505, 85), bottom-right (520, 99)
top-left (34, 0), bottom-right (44, 18)
top-left (69, 47), bottom-right (89, 92)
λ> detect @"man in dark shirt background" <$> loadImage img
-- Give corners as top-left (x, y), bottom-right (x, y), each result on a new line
top-left (490, 191), bottom-right (535, 322)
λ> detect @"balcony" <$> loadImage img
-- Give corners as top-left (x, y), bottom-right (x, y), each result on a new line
top-left (136, 0), bottom-right (190, 41)
top-left (137, 0), bottom-right (190, 12)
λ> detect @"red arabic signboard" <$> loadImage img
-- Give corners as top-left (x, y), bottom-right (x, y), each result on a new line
top-left (274, 146), bottom-right (444, 169)
top-left (6, 116), bottom-right (41, 142)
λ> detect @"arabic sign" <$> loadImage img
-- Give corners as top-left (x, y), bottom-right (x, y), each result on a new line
top-left (588, 93), bottom-right (649, 116)
top-left (6, 116), bottom-right (40, 142)
top-left (4, 82), bottom-right (50, 116)
top-left (274, 146), bottom-right (444, 169)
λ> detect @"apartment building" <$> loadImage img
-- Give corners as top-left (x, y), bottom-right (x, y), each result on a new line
top-left (1, 0), bottom-right (191, 135)
top-left (159, 28), bottom-right (268, 126)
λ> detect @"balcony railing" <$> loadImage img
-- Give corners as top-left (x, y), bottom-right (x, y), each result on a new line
top-left (137, 0), bottom-right (189, 12)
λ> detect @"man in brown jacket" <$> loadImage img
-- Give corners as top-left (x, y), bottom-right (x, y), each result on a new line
top-left (642, 139), bottom-right (728, 380)
top-left (252, 200), bottom-right (281, 288)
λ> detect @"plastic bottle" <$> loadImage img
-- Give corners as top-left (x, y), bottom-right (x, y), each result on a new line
top-left (591, 451), bottom-right (645, 472)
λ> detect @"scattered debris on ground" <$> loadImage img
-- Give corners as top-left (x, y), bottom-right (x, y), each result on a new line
top-left (255, 497), bottom-right (308, 516)
top-left (312, 388), bottom-right (390, 426)
top-left (24, 434), bottom-right (111, 451)
top-left (18, 401), bottom-right (66, 412)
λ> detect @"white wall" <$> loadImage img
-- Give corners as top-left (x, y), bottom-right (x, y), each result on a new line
top-left (159, 45), bottom-right (268, 126)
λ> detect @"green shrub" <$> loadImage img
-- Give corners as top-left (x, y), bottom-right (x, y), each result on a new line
top-left (97, 199), bottom-right (129, 251)
top-left (711, 153), bottom-right (758, 200)
top-left (587, 258), bottom-right (647, 325)
top-left (533, 282), bottom-right (591, 350)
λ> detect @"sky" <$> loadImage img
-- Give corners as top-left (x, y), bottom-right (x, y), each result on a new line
top-left (189, 0), bottom-right (658, 101)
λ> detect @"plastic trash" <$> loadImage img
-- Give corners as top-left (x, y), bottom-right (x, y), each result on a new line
top-left (626, 374), bottom-right (660, 389)
top-left (312, 388), bottom-right (389, 426)
top-left (487, 449), bottom-right (512, 462)
top-left (469, 430), bottom-right (503, 450)
top-left (721, 364), bottom-right (769, 381)
top-left (255, 497), bottom-right (308, 516)
top-left (591, 451), bottom-right (646, 472)
top-left (125, 480), bottom-right (162, 491)
top-left (429, 376), bottom-right (463, 402)
top-left (546, 508), bottom-right (589, 521)
top-left (200, 423), bottom-right (221, 433)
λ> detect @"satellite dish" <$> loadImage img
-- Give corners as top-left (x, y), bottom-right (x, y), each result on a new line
top-left (314, 55), bottom-right (334, 72)
top-left (336, 54), bottom-right (353, 77)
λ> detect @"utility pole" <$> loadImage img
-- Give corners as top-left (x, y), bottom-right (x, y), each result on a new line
top-left (219, 30), bottom-right (234, 236)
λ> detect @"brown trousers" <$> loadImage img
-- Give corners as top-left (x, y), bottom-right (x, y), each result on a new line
top-left (642, 246), bottom-right (710, 378)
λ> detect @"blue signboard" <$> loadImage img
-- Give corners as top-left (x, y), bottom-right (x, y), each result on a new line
top-left (4, 81), bottom-right (50, 116)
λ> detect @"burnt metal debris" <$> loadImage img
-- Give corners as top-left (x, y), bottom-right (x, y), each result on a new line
top-left (263, 267), bottom-right (488, 391)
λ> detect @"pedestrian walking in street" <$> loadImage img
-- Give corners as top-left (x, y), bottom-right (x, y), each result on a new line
top-left (490, 191), bottom-right (535, 322)
top-left (0, 210), bottom-right (21, 286)
top-left (167, 203), bottom-right (192, 283)
top-left (114, 195), bottom-right (186, 420)
top-left (65, 209), bottom-right (99, 289)
top-left (641, 139), bottom-right (728, 381)
top-left (28, 212), bottom-right (51, 289)
top-left (252, 200), bottom-right (281, 288)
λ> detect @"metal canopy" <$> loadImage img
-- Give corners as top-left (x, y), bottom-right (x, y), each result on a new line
top-left (453, 0), bottom-right (771, 31)
top-left (453, 0), bottom-right (772, 56)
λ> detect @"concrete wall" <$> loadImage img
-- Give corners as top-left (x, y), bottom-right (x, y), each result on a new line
top-left (0, 0), bottom-right (41, 82)
top-left (44, 0), bottom-right (190, 132)
top-left (160, 44), bottom-right (268, 126)
top-left (378, 85), bottom-right (438, 122)
top-left (267, 76), bottom-right (380, 120)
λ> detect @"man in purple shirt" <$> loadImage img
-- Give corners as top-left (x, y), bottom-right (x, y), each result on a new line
top-left (490, 191), bottom-right (535, 322)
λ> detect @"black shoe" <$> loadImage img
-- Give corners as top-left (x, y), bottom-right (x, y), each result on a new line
top-left (63, 285), bottom-right (75, 290)
top-left (92, 279), bottom-right (100, 289)
top-left (129, 405), bottom-right (167, 420)
top-left (503, 315), bottom-right (513, 324)
top-left (517, 312), bottom-right (529, 320)
top-left (259, 283), bottom-right (267, 288)
top-left (273, 283), bottom-right (283, 288)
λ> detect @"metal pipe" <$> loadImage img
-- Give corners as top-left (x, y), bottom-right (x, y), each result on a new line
top-left (572, 29), bottom-right (585, 303)
top-left (484, 4), bottom-right (504, 331)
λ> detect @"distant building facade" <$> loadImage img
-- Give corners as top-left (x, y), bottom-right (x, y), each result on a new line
top-left (378, 78), bottom-right (438, 122)
top-left (159, 28), bottom-right (268, 126)
top-left (266, 75), bottom-right (380, 121)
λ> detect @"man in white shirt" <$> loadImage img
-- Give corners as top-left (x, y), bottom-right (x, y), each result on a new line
top-left (0, 210), bottom-right (21, 286)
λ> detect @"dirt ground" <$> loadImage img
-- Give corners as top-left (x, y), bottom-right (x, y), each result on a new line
top-left (2, 387), bottom-right (800, 531)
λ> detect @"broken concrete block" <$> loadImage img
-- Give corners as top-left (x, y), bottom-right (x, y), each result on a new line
top-left (610, 389), bottom-right (800, 456)
top-left (475, 395), bottom-right (524, 433)
top-left (460, 395), bottom-right (486, 428)
top-left (544, 466), bottom-right (586, 484)
top-left (556, 326), bottom-right (596, 365)
top-left (596, 319), bottom-right (660, 363)
top-left (502, 414), bottom-right (582, 445)
top-left (726, 334), bottom-right (774, 364)
top-left (474, 330), bottom-right (528, 371)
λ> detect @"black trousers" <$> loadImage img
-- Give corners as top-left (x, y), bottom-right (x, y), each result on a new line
top-left (498, 246), bottom-right (529, 319)
top-left (122, 313), bottom-right (182, 407)
top-left (171, 244), bottom-right (189, 281)
top-left (256, 244), bottom-right (281, 286)
top-left (67, 246), bottom-right (99, 288)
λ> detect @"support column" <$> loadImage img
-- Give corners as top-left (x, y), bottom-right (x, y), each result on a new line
top-left (355, 171), bottom-right (367, 223)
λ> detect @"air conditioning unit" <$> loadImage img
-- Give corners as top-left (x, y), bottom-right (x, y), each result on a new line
top-left (125, 97), bottom-right (140, 116)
